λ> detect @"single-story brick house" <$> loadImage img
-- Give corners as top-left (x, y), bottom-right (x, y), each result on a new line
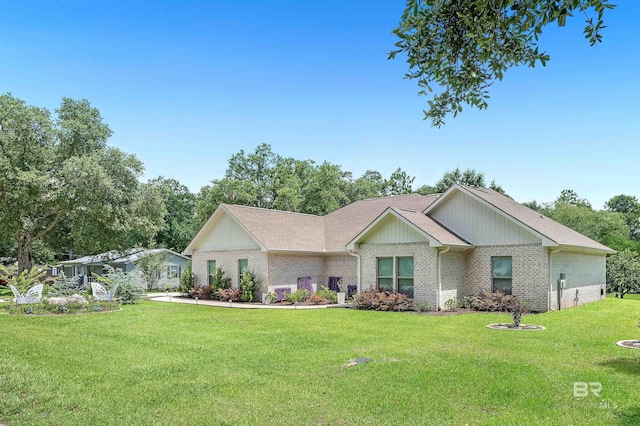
top-left (184, 184), bottom-right (614, 311)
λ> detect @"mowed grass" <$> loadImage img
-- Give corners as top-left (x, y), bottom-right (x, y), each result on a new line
top-left (1, 298), bottom-right (640, 425)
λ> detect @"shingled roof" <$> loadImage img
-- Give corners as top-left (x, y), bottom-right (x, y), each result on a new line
top-left (187, 186), bottom-right (614, 254)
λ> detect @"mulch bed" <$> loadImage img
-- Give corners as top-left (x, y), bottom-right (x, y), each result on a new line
top-left (616, 340), bottom-right (640, 349)
top-left (487, 323), bottom-right (545, 330)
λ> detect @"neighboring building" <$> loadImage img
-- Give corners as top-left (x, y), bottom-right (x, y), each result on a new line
top-left (58, 248), bottom-right (190, 289)
top-left (184, 184), bottom-right (614, 311)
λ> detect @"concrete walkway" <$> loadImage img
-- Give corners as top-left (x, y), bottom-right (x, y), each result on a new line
top-left (147, 293), bottom-right (345, 309)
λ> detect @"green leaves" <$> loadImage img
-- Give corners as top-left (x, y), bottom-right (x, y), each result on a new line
top-left (389, 0), bottom-right (616, 126)
top-left (0, 93), bottom-right (158, 271)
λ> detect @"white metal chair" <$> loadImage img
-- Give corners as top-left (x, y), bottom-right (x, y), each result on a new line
top-left (9, 284), bottom-right (44, 305)
top-left (91, 282), bottom-right (119, 301)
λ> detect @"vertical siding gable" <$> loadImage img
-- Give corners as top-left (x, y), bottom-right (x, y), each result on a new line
top-left (195, 213), bottom-right (260, 251)
top-left (361, 215), bottom-right (429, 244)
top-left (430, 191), bottom-right (541, 245)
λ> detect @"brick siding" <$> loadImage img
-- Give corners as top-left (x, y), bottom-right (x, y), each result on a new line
top-left (466, 244), bottom-right (549, 311)
top-left (358, 242), bottom-right (438, 308)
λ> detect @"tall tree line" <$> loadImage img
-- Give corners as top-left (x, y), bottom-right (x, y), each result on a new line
top-left (3, 94), bottom-right (637, 271)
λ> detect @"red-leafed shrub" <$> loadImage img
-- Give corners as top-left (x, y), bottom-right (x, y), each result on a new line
top-left (353, 290), bottom-right (412, 312)
top-left (216, 287), bottom-right (241, 302)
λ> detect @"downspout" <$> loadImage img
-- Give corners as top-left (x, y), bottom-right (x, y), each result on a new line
top-left (437, 247), bottom-right (450, 312)
top-left (348, 250), bottom-right (361, 293)
top-left (548, 248), bottom-right (562, 311)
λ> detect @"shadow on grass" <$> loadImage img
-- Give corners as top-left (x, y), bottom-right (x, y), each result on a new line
top-left (615, 405), bottom-right (640, 425)
top-left (598, 357), bottom-right (640, 376)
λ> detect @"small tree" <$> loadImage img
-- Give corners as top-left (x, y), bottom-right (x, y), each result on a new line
top-left (499, 294), bottom-right (530, 328)
top-left (607, 249), bottom-right (640, 298)
top-left (96, 266), bottom-right (144, 304)
top-left (210, 267), bottom-right (231, 297)
top-left (240, 271), bottom-right (260, 302)
top-left (177, 263), bottom-right (196, 295)
top-left (135, 252), bottom-right (166, 291)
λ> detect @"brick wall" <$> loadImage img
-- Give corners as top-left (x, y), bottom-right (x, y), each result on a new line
top-left (550, 251), bottom-right (606, 310)
top-left (358, 242), bottom-right (438, 308)
top-left (324, 255), bottom-right (357, 290)
top-left (192, 249), bottom-right (268, 291)
top-left (440, 250), bottom-right (467, 308)
top-left (466, 244), bottom-right (549, 311)
top-left (267, 254), bottom-right (325, 289)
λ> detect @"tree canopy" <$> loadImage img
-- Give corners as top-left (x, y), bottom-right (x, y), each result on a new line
top-left (0, 93), bottom-right (163, 271)
top-left (389, 0), bottom-right (615, 126)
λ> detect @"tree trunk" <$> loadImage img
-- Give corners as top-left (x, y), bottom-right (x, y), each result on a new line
top-left (17, 234), bottom-right (33, 273)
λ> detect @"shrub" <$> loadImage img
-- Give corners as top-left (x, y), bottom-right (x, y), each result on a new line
top-left (0, 265), bottom-right (47, 294)
top-left (499, 294), bottom-right (530, 327)
top-left (240, 271), bottom-right (260, 302)
top-left (307, 294), bottom-right (331, 305)
top-left (285, 289), bottom-right (308, 304)
top-left (413, 299), bottom-right (430, 312)
top-left (459, 295), bottom-right (478, 309)
top-left (314, 285), bottom-right (337, 303)
top-left (216, 287), bottom-right (241, 302)
top-left (210, 267), bottom-right (231, 296)
top-left (177, 265), bottom-right (196, 295)
top-left (471, 290), bottom-right (504, 312)
top-left (189, 285), bottom-right (214, 299)
top-left (265, 292), bottom-right (278, 303)
top-left (97, 266), bottom-right (144, 305)
top-left (444, 297), bottom-right (461, 311)
top-left (353, 290), bottom-right (413, 312)
top-left (52, 272), bottom-right (84, 296)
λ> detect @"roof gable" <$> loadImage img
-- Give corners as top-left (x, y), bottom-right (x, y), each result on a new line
top-left (425, 184), bottom-right (615, 253)
top-left (346, 207), bottom-right (470, 249)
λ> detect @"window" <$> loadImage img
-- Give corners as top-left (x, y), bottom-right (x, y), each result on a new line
top-left (492, 256), bottom-right (512, 294)
top-left (208, 260), bottom-right (216, 286)
top-left (377, 256), bottom-right (414, 297)
top-left (238, 259), bottom-right (249, 283)
top-left (397, 257), bottom-right (414, 298)
top-left (167, 265), bottom-right (181, 279)
top-left (377, 257), bottom-right (393, 292)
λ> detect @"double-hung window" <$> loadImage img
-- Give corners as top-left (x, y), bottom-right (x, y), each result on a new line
top-left (376, 256), bottom-right (414, 298)
top-left (492, 256), bottom-right (512, 294)
top-left (376, 257), bottom-right (393, 292)
top-left (396, 257), bottom-right (414, 298)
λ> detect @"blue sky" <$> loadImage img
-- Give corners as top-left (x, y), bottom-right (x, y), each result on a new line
top-left (1, 1), bottom-right (638, 209)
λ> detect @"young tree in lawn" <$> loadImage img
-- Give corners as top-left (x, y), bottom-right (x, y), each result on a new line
top-left (389, 0), bottom-right (615, 126)
top-left (0, 93), bottom-right (162, 272)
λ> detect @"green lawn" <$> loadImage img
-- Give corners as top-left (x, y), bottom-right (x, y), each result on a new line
top-left (1, 298), bottom-right (639, 425)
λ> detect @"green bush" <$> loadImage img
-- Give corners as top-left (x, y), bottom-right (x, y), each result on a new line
top-left (444, 297), bottom-right (461, 311)
top-left (240, 271), bottom-right (260, 302)
top-left (285, 289), bottom-right (308, 304)
top-left (413, 300), bottom-right (430, 313)
top-left (459, 295), bottom-right (478, 309)
top-left (177, 265), bottom-right (196, 295)
top-left (314, 285), bottom-right (337, 303)
top-left (210, 267), bottom-right (231, 297)
top-left (97, 266), bottom-right (144, 305)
